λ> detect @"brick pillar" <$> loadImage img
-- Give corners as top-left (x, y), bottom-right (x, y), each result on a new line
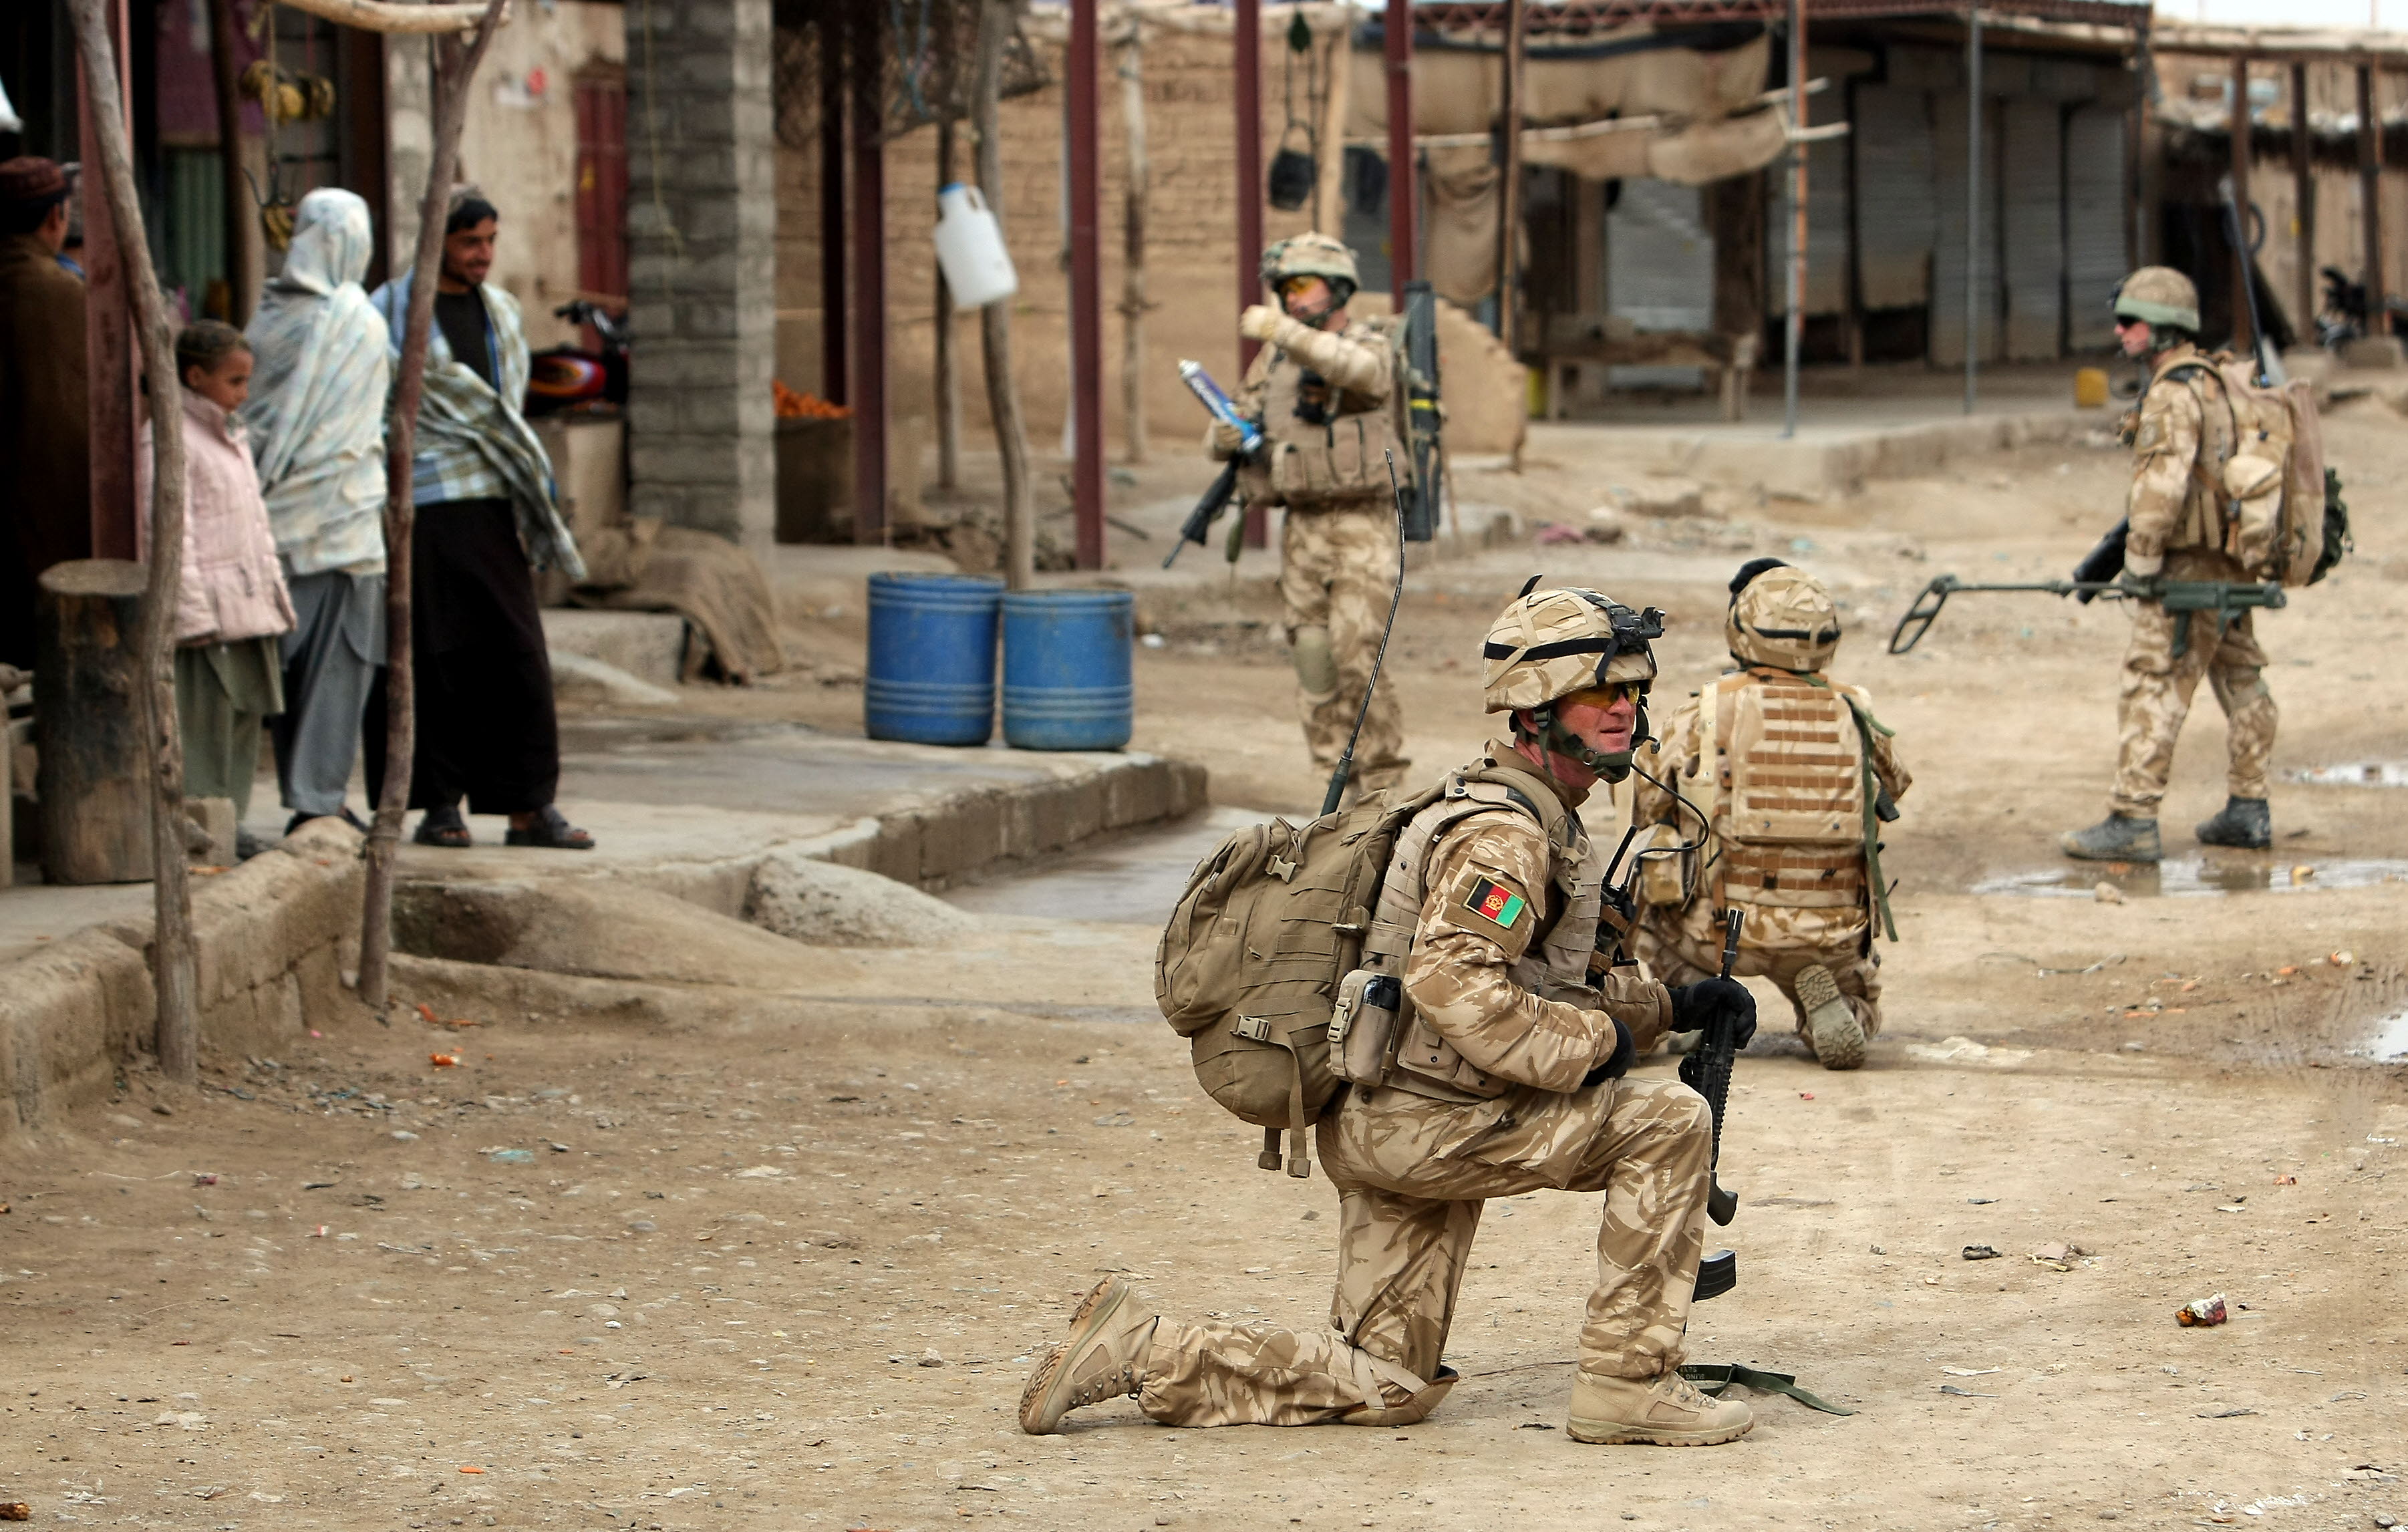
top-left (625, 0), bottom-right (777, 549)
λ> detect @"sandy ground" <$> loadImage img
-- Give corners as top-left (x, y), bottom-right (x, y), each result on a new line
top-left (3, 402), bottom-right (2407, 1530)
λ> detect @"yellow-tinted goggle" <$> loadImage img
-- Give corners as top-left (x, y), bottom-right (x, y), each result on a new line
top-left (1275, 274), bottom-right (1322, 297)
top-left (1564, 681), bottom-right (1647, 710)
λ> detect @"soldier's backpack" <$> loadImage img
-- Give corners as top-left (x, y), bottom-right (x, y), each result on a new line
top-left (1153, 788), bottom-right (1437, 1179)
top-left (2164, 357), bottom-right (2351, 587)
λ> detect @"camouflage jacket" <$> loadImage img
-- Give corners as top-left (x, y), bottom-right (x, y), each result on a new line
top-left (1397, 741), bottom-right (1673, 1096)
top-left (2125, 343), bottom-right (2238, 577)
top-left (1209, 315), bottom-right (1401, 507)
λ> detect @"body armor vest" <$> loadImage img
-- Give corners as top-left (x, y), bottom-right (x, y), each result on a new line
top-left (1251, 320), bottom-right (1405, 506)
top-left (1340, 757), bottom-right (1601, 1104)
top-left (1707, 671), bottom-right (1867, 912)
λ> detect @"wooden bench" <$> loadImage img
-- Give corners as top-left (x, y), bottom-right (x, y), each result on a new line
top-left (1531, 315), bottom-right (1761, 422)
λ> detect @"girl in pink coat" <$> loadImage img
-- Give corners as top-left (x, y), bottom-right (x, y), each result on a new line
top-left (140, 322), bottom-right (297, 828)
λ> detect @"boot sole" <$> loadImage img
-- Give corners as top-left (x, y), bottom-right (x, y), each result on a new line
top-left (2197, 830), bottom-right (2272, 850)
top-left (1796, 963), bottom-right (1865, 1072)
top-left (1565, 1415), bottom-right (1755, 1446)
top-left (2060, 832), bottom-right (2161, 863)
top-left (1018, 1277), bottom-right (1129, 1435)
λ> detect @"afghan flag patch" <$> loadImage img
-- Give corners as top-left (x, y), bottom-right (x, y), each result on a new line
top-left (1464, 875), bottom-right (1526, 931)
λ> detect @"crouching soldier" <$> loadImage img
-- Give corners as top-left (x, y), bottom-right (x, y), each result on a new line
top-left (1020, 585), bottom-right (1758, 1445)
top-left (1632, 560), bottom-right (1910, 1071)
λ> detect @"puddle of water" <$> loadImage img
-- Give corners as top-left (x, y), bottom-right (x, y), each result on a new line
top-left (2291, 760), bottom-right (2408, 788)
top-left (1973, 855), bottom-right (2408, 899)
top-left (942, 806), bottom-right (1265, 925)
top-left (2354, 1011), bottom-right (2408, 1062)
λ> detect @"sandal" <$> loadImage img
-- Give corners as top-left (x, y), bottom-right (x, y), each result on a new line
top-left (412, 805), bottom-right (473, 849)
top-left (505, 804), bottom-right (595, 851)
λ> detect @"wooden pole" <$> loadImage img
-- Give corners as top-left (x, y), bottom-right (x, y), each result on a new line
top-left (849, 10), bottom-right (889, 545)
top-left (974, 0), bottom-right (1036, 591)
top-left (2294, 62), bottom-right (2316, 343)
top-left (1312, 19), bottom-right (1350, 239)
top-left (935, 118), bottom-right (961, 492)
top-left (1494, 0), bottom-right (1525, 349)
top-left (1782, 0), bottom-right (1806, 438)
top-left (1385, 0), bottom-right (1416, 303)
top-left (819, 23), bottom-right (847, 404)
top-left (2359, 63), bottom-right (2386, 336)
top-left (66, 0), bottom-right (198, 1083)
top-left (80, 0), bottom-right (137, 565)
top-left (1964, 3), bottom-right (1982, 414)
top-left (1236, 0), bottom-right (1269, 551)
top-left (2231, 53), bottom-right (2254, 353)
top-left (356, 0), bottom-right (510, 1012)
top-left (207, 0), bottom-right (251, 325)
top-left (1118, 17), bottom-right (1150, 466)
top-left (1068, 0), bottom-right (1106, 570)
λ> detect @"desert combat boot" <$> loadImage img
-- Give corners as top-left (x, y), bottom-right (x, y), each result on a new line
top-left (1567, 1369), bottom-right (1754, 1446)
top-left (2060, 812), bottom-right (2161, 863)
top-left (2196, 796), bottom-right (2272, 850)
top-left (1020, 1277), bottom-right (1159, 1434)
top-left (1794, 961), bottom-right (1865, 1071)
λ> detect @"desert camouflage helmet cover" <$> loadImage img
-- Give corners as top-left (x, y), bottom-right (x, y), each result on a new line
top-left (1727, 560), bottom-right (1841, 672)
top-left (1482, 583), bottom-right (1662, 713)
top-left (1260, 231), bottom-right (1360, 291)
top-left (2113, 266), bottom-right (2201, 333)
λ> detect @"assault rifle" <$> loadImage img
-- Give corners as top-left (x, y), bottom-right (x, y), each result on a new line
top-left (1163, 361), bottom-right (1262, 569)
top-left (1888, 572), bottom-right (2286, 657)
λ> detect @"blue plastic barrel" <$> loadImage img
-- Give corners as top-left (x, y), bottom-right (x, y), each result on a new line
top-left (1002, 589), bottom-right (1135, 751)
top-left (865, 573), bottom-right (1004, 746)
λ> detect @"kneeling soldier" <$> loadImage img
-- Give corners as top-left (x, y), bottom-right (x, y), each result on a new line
top-left (1632, 560), bottom-right (1910, 1070)
top-left (1021, 585), bottom-right (1757, 1444)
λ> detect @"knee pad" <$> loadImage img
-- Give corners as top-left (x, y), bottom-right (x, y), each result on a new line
top-left (1292, 625), bottom-right (1338, 698)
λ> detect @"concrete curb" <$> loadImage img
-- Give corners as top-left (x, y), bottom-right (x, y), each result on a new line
top-left (0, 817), bottom-right (365, 1145)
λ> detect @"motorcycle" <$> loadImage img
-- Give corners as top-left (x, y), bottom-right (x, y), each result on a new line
top-left (526, 298), bottom-right (630, 416)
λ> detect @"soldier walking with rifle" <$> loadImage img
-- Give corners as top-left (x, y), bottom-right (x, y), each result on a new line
top-left (1019, 586), bottom-right (1760, 1444)
top-left (1199, 233), bottom-right (1414, 800)
top-left (2062, 267), bottom-right (2282, 863)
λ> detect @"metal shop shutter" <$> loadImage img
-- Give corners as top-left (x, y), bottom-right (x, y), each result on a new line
top-left (2001, 97), bottom-right (2065, 360)
top-left (1931, 92), bottom-right (2002, 365)
top-left (1765, 136), bottom-right (1852, 317)
top-left (1608, 178), bottom-right (1714, 386)
top-left (2063, 104), bottom-right (2127, 353)
top-left (1853, 82), bottom-right (1937, 310)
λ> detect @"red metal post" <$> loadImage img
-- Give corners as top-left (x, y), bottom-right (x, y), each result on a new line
top-left (81, 0), bottom-right (136, 562)
top-left (1070, 0), bottom-right (1106, 569)
top-left (1386, 0), bottom-right (1416, 299)
top-left (820, 21), bottom-right (848, 404)
top-left (1236, 0), bottom-right (1268, 550)
top-left (849, 14), bottom-right (887, 543)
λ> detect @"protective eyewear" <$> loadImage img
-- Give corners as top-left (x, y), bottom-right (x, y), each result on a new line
top-left (1564, 681), bottom-right (1647, 710)
top-left (1275, 275), bottom-right (1322, 297)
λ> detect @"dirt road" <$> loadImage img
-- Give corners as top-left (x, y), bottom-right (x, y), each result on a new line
top-left (2, 404), bottom-right (2405, 1530)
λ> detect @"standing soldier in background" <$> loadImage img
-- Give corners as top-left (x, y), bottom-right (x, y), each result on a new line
top-left (2061, 267), bottom-right (2278, 862)
top-left (1632, 561), bottom-right (1910, 1072)
top-left (1207, 233), bottom-right (1409, 799)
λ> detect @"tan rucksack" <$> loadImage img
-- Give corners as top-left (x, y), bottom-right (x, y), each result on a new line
top-left (1155, 786), bottom-right (1440, 1179)
top-left (2163, 356), bottom-right (2336, 588)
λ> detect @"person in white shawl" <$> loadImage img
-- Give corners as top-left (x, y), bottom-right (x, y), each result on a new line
top-left (365, 188), bottom-right (592, 851)
top-left (239, 186), bottom-right (390, 834)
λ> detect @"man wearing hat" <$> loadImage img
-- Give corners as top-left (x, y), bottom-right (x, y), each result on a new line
top-left (0, 156), bottom-right (90, 667)
top-left (2061, 266), bottom-right (2280, 863)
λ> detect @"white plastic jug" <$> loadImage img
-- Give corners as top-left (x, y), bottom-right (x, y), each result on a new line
top-left (933, 183), bottom-right (1018, 309)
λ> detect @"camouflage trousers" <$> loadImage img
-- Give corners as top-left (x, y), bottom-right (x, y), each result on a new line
top-left (2109, 575), bottom-right (2277, 818)
top-left (1635, 897), bottom-right (1884, 1044)
top-left (1138, 1076), bottom-right (1712, 1428)
top-left (1279, 500), bottom-right (1408, 795)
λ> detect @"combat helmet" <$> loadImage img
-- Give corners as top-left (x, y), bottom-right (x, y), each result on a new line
top-left (1261, 232), bottom-right (1360, 302)
top-left (1483, 579), bottom-right (1664, 782)
top-left (1726, 558), bottom-right (1841, 673)
top-left (2112, 266), bottom-right (2201, 336)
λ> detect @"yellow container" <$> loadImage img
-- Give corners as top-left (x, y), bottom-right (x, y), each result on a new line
top-left (2073, 366), bottom-right (2109, 409)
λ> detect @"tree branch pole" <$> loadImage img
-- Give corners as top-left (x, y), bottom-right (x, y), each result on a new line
top-left (975, 0), bottom-right (1036, 590)
top-left (357, 0), bottom-right (510, 1011)
top-left (67, 0), bottom-right (198, 1084)
top-left (1117, 14), bottom-right (1149, 466)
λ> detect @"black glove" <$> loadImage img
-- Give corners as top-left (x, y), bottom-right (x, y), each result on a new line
top-left (1667, 977), bottom-right (1758, 1052)
top-left (1581, 1019), bottom-right (1636, 1088)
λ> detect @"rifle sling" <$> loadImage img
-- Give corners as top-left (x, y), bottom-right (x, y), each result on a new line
top-left (1679, 1362), bottom-right (1857, 1417)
